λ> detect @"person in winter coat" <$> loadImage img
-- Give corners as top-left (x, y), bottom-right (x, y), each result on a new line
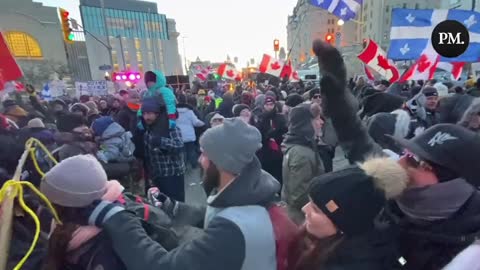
top-left (40, 155), bottom-right (128, 270)
top-left (70, 103), bottom-right (90, 119)
top-left (366, 109), bottom-right (411, 155)
top-left (142, 97), bottom-right (185, 202)
top-left (282, 103), bottom-right (325, 224)
top-left (115, 90), bottom-right (141, 132)
top-left (142, 70), bottom-right (177, 129)
top-left (77, 118), bottom-right (280, 270)
top-left (466, 78), bottom-right (480, 97)
top-left (289, 157), bottom-right (408, 270)
top-left (91, 116), bottom-right (135, 163)
top-left (313, 40), bottom-right (480, 270)
top-left (54, 113), bottom-right (97, 161)
top-left (176, 94), bottom-right (205, 169)
top-left (232, 104), bottom-right (253, 125)
top-left (256, 95), bottom-right (288, 184)
top-left (458, 98), bottom-right (480, 133)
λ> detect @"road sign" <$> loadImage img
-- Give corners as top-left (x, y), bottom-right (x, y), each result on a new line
top-left (335, 32), bottom-right (341, 38)
top-left (335, 32), bottom-right (342, 47)
top-left (99, 64), bottom-right (112, 71)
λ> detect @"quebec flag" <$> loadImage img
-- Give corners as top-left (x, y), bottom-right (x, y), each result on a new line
top-left (310, 0), bottom-right (362, 21)
top-left (388, 8), bottom-right (480, 62)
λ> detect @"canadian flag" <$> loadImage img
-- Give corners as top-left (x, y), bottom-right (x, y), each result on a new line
top-left (259, 54), bottom-right (284, 77)
top-left (399, 54), bottom-right (438, 82)
top-left (290, 70), bottom-right (300, 82)
top-left (0, 32), bottom-right (23, 90)
top-left (195, 65), bottom-right (214, 81)
top-left (363, 64), bottom-right (375, 80)
top-left (436, 62), bottom-right (464, 80)
top-left (357, 39), bottom-right (399, 83)
top-left (217, 63), bottom-right (239, 81)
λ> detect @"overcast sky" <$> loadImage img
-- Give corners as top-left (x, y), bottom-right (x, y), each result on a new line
top-left (37, 0), bottom-right (298, 67)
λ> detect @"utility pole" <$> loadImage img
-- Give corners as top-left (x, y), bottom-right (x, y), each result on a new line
top-left (100, 0), bottom-right (114, 68)
top-left (117, 35), bottom-right (127, 70)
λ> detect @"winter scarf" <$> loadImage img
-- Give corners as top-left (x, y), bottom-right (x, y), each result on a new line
top-left (396, 178), bottom-right (475, 221)
top-left (50, 180), bottom-right (124, 252)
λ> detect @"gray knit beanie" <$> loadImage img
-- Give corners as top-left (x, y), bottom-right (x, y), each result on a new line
top-left (200, 117), bottom-right (262, 174)
top-left (40, 155), bottom-right (108, 208)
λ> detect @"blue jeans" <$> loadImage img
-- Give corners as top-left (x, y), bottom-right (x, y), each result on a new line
top-left (183, 141), bottom-right (199, 169)
top-left (152, 175), bottom-right (185, 202)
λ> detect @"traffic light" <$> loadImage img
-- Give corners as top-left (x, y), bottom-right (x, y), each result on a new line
top-left (325, 34), bottom-right (334, 44)
top-left (362, 38), bottom-right (368, 48)
top-left (274, 39), bottom-right (280, 52)
top-left (59, 8), bottom-right (74, 43)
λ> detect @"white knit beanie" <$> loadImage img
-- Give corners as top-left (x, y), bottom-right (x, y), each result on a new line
top-left (40, 155), bottom-right (107, 208)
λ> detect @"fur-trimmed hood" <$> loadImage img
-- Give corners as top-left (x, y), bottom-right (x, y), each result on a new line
top-left (459, 98), bottom-right (480, 132)
top-left (359, 157), bottom-right (408, 199)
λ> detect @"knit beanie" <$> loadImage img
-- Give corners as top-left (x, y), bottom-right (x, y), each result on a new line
top-left (309, 158), bottom-right (408, 235)
top-left (57, 113), bottom-right (86, 132)
top-left (27, 118), bottom-right (45, 129)
top-left (142, 96), bottom-right (163, 113)
top-left (91, 116), bottom-right (114, 136)
top-left (309, 88), bottom-right (321, 100)
top-left (422, 86), bottom-right (439, 97)
top-left (232, 104), bottom-right (250, 117)
top-left (200, 117), bottom-right (262, 174)
top-left (41, 155), bottom-right (108, 208)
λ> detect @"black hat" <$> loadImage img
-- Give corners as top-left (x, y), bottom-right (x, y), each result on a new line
top-left (361, 92), bottom-right (404, 118)
top-left (309, 158), bottom-right (408, 236)
top-left (391, 124), bottom-right (480, 185)
top-left (366, 110), bottom-right (411, 153)
top-left (56, 113), bottom-right (86, 132)
top-left (232, 104), bottom-right (250, 117)
top-left (285, 94), bottom-right (304, 108)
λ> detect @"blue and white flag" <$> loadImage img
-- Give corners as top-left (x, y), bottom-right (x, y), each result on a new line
top-left (41, 83), bottom-right (52, 101)
top-left (310, 0), bottom-right (362, 21)
top-left (388, 8), bottom-right (480, 62)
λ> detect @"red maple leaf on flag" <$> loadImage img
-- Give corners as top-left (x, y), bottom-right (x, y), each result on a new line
top-left (292, 71), bottom-right (299, 80)
top-left (226, 70), bottom-right (235, 77)
top-left (377, 55), bottom-right (391, 70)
top-left (271, 62), bottom-right (281, 70)
top-left (417, 54), bottom-right (432, 73)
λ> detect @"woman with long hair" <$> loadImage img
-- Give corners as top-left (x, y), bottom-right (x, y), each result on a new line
top-left (289, 157), bottom-right (408, 270)
top-left (41, 155), bottom-right (126, 270)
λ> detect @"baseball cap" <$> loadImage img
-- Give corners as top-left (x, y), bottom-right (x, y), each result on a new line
top-left (390, 124), bottom-right (480, 185)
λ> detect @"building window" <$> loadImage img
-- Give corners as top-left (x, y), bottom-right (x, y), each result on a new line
top-left (136, 52), bottom-right (142, 62)
top-left (5, 31), bottom-right (42, 58)
top-left (415, 3), bottom-right (419, 9)
top-left (124, 51), bottom-right (130, 66)
top-left (134, 38), bottom-right (141, 50)
top-left (112, 50), bottom-right (118, 65)
top-left (146, 39), bottom-right (151, 50)
top-left (113, 64), bottom-right (119, 72)
top-left (403, 3), bottom-right (407, 8)
top-left (138, 64), bottom-right (144, 73)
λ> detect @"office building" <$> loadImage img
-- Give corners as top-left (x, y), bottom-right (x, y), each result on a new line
top-left (80, 0), bottom-right (183, 80)
top-left (287, 0), bottom-right (361, 69)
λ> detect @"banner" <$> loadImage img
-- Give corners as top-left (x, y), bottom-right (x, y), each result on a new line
top-left (75, 81), bottom-right (114, 97)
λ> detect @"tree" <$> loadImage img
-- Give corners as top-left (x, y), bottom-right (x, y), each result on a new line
top-left (20, 59), bottom-right (70, 88)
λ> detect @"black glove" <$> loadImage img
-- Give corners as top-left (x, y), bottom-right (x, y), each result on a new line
top-left (147, 187), bottom-right (177, 217)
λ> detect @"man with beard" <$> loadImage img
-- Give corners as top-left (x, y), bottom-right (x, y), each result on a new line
top-left (80, 118), bottom-right (280, 270)
top-left (256, 95), bottom-right (287, 184)
top-left (142, 96), bottom-right (185, 202)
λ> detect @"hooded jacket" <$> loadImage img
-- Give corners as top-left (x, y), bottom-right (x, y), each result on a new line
top-left (458, 98), bottom-right (480, 133)
top-left (282, 104), bottom-right (324, 222)
top-left (141, 70), bottom-right (177, 123)
top-left (101, 157), bottom-right (280, 270)
top-left (93, 119), bottom-right (135, 163)
top-left (176, 103), bottom-right (205, 142)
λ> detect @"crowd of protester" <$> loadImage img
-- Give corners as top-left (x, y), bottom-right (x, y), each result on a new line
top-left (2, 41), bottom-right (480, 270)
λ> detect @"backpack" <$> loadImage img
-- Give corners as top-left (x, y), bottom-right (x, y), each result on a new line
top-left (67, 192), bottom-right (179, 270)
top-left (268, 204), bottom-right (299, 270)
